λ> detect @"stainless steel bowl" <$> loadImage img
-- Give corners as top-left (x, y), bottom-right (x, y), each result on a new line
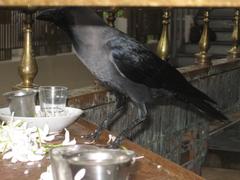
top-left (50, 144), bottom-right (99, 180)
top-left (50, 145), bottom-right (136, 180)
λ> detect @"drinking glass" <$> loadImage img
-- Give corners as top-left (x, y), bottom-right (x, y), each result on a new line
top-left (39, 86), bottom-right (68, 117)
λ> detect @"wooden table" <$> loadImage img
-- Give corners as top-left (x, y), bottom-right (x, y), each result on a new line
top-left (0, 118), bottom-right (204, 180)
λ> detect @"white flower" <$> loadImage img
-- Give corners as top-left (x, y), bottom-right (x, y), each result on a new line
top-left (39, 165), bottom-right (53, 180)
top-left (37, 124), bottom-right (56, 143)
top-left (27, 151), bottom-right (44, 161)
top-left (3, 151), bottom-right (13, 160)
top-left (62, 128), bottom-right (76, 146)
top-left (1, 116), bottom-right (77, 171)
top-left (107, 134), bottom-right (116, 144)
top-left (0, 120), bottom-right (52, 163)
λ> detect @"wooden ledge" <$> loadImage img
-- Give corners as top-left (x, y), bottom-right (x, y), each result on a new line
top-left (68, 58), bottom-right (240, 109)
top-left (179, 58), bottom-right (240, 81)
top-left (66, 119), bottom-right (205, 180)
top-left (68, 86), bottom-right (114, 109)
top-left (0, 118), bottom-right (203, 180)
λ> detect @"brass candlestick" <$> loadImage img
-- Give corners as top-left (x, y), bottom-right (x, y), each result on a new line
top-left (156, 9), bottom-right (170, 61)
top-left (228, 9), bottom-right (240, 59)
top-left (15, 10), bottom-right (38, 89)
top-left (195, 9), bottom-right (211, 66)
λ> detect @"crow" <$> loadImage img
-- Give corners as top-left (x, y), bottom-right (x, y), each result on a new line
top-left (37, 7), bottom-right (228, 147)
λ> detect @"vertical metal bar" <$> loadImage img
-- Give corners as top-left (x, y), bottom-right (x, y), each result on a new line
top-left (195, 9), bottom-right (211, 66)
top-left (156, 8), bottom-right (170, 61)
top-left (0, 9), bottom-right (72, 61)
top-left (228, 9), bottom-right (240, 59)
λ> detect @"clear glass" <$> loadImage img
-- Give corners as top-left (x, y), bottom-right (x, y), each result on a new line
top-left (39, 86), bottom-right (68, 117)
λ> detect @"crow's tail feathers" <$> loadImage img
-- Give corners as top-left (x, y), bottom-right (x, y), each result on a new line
top-left (176, 91), bottom-right (228, 122)
top-left (192, 98), bottom-right (228, 122)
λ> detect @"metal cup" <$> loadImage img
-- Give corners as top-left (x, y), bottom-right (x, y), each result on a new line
top-left (3, 89), bottom-right (36, 117)
top-left (50, 145), bottom-right (136, 180)
top-left (67, 148), bottom-right (136, 180)
top-left (50, 145), bottom-right (99, 180)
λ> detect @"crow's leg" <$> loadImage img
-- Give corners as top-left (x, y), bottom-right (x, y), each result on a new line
top-left (83, 94), bottom-right (127, 141)
top-left (109, 103), bottom-right (147, 148)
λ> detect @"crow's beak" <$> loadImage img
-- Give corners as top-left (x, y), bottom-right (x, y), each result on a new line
top-left (36, 8), bottom-right (58, 22)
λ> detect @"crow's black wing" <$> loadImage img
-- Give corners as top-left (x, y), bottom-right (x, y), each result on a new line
top-left (107, 35), bottom-right (228, 121)
top-left (107, 35), bottom-right (215, 104)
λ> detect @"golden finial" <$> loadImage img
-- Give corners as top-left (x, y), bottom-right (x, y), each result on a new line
top-left (228, 9), bottom-right (240, 59)
top-left (195, 9), bottom-right (211, 66)
top-left (156, 9), bottom-right (170, 61)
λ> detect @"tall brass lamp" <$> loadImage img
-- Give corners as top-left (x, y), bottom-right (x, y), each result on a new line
top-left (15, 8), bottom-right (38, 89)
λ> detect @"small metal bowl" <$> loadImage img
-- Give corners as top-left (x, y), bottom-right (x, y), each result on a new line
top-left (68, 149), bottom-right (135, 180)
top-left (50, 145), bottom-right (136, 180)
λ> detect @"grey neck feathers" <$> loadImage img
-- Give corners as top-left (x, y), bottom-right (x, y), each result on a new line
top-left (62, 8), bottom-right (109, 48)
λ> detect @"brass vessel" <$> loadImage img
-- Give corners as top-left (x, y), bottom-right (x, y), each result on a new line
top-left (15, 10), bottom-right (38, 89)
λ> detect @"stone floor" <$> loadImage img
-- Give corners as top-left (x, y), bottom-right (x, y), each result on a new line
top-left (202, 167), bottom-right (240, 180)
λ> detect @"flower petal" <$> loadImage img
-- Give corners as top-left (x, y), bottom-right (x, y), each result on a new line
top-left (3, 151), bottom-right (13, 160)
top-left (40, 165), bottom-right (53, 180)
top-left (62, 128), bottom-right (70, 145)
top-left (74, 168), bottom-right (86, 180)
top-left (43, 124), bottom-right (50, 136)
top-left (43, 135), bottom-right (56, 142)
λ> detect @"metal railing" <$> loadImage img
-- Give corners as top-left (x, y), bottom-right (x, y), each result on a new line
top-left (0, 9), bottom-right (71, 61)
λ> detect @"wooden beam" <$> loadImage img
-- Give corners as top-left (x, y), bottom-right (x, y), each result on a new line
top-left (1, 0), bottom-right (240, 7)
